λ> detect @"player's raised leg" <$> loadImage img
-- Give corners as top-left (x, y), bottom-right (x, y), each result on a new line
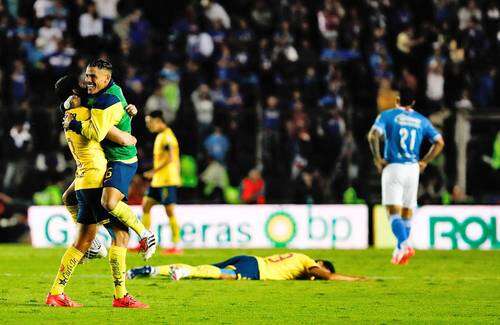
top-left (102, 176), bottom-right (156, 260)
top-left (46, 223), bottom-right (96, 307)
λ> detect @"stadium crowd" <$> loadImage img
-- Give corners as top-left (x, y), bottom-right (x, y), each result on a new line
top-left (0, 0), bottom-right (499, 236)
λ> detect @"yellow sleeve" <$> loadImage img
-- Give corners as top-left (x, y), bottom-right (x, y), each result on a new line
top-left (300, 254), bottom-right (319, 269)
top-left (80, 102), bottom-right (123, 142)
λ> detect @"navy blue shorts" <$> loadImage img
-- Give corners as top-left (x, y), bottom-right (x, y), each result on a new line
top-left (213, 255), bottom-right (260, 280)
top-left (103, 161), bottom-right (138, 197)
top-left (146, 186), bottom-right (177, 205)
top-left (76, 188), bottom-right (128, 233)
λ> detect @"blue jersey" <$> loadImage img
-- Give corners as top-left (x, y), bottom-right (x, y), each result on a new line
top-left (372, 108), bottom-right (441, 164)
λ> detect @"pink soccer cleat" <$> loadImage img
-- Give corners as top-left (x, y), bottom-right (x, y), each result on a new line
top-left (45, 293), bottom-right (83, 307)
top-left (112, 294), bottom-right (149, 308)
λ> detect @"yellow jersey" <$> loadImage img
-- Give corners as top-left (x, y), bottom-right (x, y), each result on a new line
top-left (256, 253), bottom-right (319, 280)
top-left (65, 106), bottom-right (107, 190)
top-left (151, 127), bottom-right (181, 187)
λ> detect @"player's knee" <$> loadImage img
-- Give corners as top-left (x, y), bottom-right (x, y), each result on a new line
top-left (165, 205), bottom-right (175, 217)
top-left (101, 197), bottom-right (118, 211)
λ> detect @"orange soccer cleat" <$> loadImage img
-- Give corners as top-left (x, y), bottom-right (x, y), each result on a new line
top-left (45, 293), bottom-right (83, 307)
top-left (162, 247), bottom-right (183, 255)
top-left (112, 294), bottom-right (149, 308)
top-left (399, 247), bottom-right (416, 265)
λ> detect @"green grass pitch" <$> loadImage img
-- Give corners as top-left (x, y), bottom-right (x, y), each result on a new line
top-left (0, 245), bottom-right (499, 324)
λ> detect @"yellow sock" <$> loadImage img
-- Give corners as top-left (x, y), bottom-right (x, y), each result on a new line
top-left (66, 205), bottom-right (78, 223)
top-left (142, 211), bottom-right (151, 230)
top-left (155, 264), bottom-right (192, 276)
top-left (190, 265), bottom-right (221, 279)
top-left (155, 264), bottom-right (220, 279)
top-left (108, 246), bottom-right (127, 298)
top-left (169, 216), bottom-right (180, 244)
top-left (110, 201), bottom-right (147, 237)
top-left (49, 246), bottom-right (84, 295)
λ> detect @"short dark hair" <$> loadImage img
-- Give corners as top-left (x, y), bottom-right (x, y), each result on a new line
top-left (148, 110), bottom-right (166, 122)
top-left (316, 259), bottom-right (335, 273)
top-left (54, 75), bottom-right (79, 101)
top-left (399, 89), bottom-right (415, 107)
top-left (87, 58), bottom-right (113, 72)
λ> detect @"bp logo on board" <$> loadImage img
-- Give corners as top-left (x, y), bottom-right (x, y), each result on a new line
top-left (265, 211), bottom-right (297, 247)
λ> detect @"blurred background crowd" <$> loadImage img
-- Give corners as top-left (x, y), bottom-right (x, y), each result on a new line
top-left (0, 0), bottom-right (499, 237)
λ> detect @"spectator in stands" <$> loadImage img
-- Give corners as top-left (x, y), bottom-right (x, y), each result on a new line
top-left (3, 117), bottom-right (32, 193)
top-left (240, 169), bottom-right (265, 204)
top-left (36, 16), bottom-right (63, 55)
top-left (145, 84), bottom-right (173, 123)
top-left (426, 61), bottom-right (445, 112)
top-left (201, 0), bottom-right (231, 29)
top-left (191, 83), bottom-right (214, 140)
top-left (204, 127), bottom-right (230, 164)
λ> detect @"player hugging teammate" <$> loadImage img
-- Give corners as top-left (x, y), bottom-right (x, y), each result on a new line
top-left (46, 59), bottom-right (154, 308)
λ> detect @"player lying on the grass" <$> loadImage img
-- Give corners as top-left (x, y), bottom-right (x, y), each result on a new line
top-left (127, 253), bottom-right (364, 281)
top-left (367, 91), bottom-right (444, 265)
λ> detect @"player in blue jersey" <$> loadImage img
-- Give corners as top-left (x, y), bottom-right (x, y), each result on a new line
top-left (368, 91), bottom-right (445, 265)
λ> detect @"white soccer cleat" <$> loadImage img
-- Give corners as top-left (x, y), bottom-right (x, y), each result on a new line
top-left (391, 247), bottom-right (406, 265)
top-left (139, 231), bottom-right (157, 261)
top-left (80, 238), bottom-right (108, 264)
top-left (169, 266), bottom-right (190, 281)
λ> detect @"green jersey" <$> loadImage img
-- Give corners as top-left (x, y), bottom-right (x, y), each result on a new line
top-left (86, 81), bottom-right (137, 161)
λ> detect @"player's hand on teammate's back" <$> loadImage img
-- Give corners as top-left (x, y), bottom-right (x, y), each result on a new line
top-left (124, 134), bottom-right (137, 146)
top-left (374, 158), bottom-right (388, 174)
top-left (126, 104), bottom-right (138, 117)
top-left (418, 160), bottom-right (428, 173)
top-left (62, 112), bottom-right (75, 129)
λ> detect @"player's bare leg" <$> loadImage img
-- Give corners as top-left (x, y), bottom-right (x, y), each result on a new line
top-left (103, 187), bottom-right (156, 260)
top-left (63, 182), bottom-right (107, 262)
top-left (109, 227), bottom-right (149, 308)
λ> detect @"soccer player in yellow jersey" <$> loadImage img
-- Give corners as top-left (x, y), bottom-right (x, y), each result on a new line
top-left (143, 110), bottom-right (182, 254)
top-left (46, 75), bottom-right (148, 308)
top-left (127, 253), bottom-right (363, 281)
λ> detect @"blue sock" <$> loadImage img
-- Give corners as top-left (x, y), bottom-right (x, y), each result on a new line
top-left (220, 268), bottom-right (236, 277)
top-left (390, 215), bottom-right (407, 249)
top-left (403, 219), bottom-right (411, 239)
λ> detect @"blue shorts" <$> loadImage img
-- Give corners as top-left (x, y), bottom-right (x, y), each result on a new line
top-left (213, 255), bottom-right (260, 280)
top-left (103, 161), bottom-right (138, 198)
top-left (75, 188), bottom-right (128, 233)
top-left (146, 186), bottom-right (177, 205)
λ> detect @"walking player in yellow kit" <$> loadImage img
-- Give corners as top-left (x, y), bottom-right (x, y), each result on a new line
top-left (142, 110), bottom-right (183, 254)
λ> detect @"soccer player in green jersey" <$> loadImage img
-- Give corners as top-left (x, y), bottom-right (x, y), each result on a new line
top-left (65, 59), bottom-right (156, 260)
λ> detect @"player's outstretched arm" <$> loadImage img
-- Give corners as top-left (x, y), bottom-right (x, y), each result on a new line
top-left (106, 126), bottom-right (137, 146)
top-left (419, 136), bottom-right (445, 172)
top-left (308, 267), bottom-right (365, 281)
